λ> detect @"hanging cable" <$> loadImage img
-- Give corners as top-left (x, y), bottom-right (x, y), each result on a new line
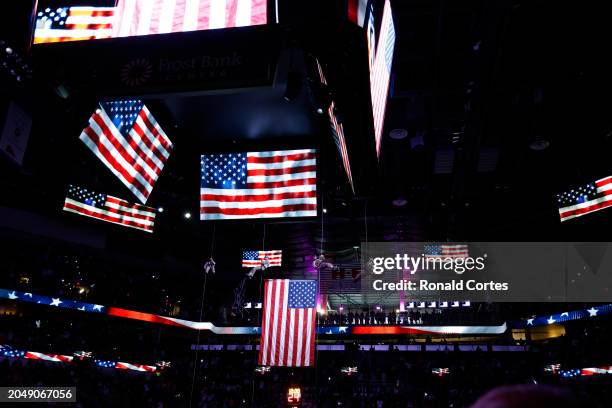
top-left (313, 194), bottom-right (325, 405)
top-left (189, 224), bottom-right (215, 408)
top-left (258, 224), bottom-right (266, 318)
top-left (251, 224), bottom-right (267, 405)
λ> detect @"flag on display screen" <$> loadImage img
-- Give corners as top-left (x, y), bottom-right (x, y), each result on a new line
top-left (242, 250), bottom-right (282, 267)
top-left (259, 280), bottom-right (317, 367)
top-left (424, 244), bottom-right (469, 259)
top-left (558, 176), bottom-right (612, 222)
top-left (79, 99), bottom-right (173, 204)
top-left (113, 0), bottom-right (267, 37)
top-left (200, 149), bottom-right (317, 220)
top-left (24, 352), bottom-right (74, 363)
top-left (33, 1), bottom-right (267, 44)
top-left (63, 185), bottom-right (156, 233)
top-left (316, 60), bottom-right (354, 193)
top-left (369, 0), bottom-right (395, 157)
top-left (34, 7), bottom-right (115, 44)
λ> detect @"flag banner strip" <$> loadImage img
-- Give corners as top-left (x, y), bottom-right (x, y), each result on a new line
top-left (315, 59), bottom-right (354, 192)
top-left (1, 288), bottom-right (513, 335)
top-left (515, 304), bottom-right (612, 328)
top-left (1, 344), bottom-right (158, 374)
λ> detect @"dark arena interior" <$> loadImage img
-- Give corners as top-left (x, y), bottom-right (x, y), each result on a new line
top-left (2, 1), bottom-right (612, 407)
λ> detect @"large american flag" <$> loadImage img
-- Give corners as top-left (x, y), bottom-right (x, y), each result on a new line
top-left (369, 0), bottom-right (395, 157)
top-left (113, 0), bottom-right (267, 37)
top-left (558, 176), bottom-right (612, 222)
top-left (79, 100), bottom-right (173, 204)
top-left (200, 149), bottom-right (317, 220)
top-left (258, 280), bottom-right (317, 367)
top-left (63, 185), bottom-right (156, 233)
top-left (316, 60), bottom-right (354, 193)
top-left (424, 244), bottom-right (469, 259)
top-left (34, 6), bottom-right (115, 44)
top-left (242, 250), bottom-right (282, 267)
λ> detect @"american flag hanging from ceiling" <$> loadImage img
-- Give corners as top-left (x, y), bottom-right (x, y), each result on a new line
top-left (259, 280), bottom-right (317, 367)
top-left (79, 99), bottom-right (173, 204)
top-left (200, 149), bottom-right (317, 220)
top-left (25, 352), bottom-right (74, 363)
top-left (557, 176), bottom-right (612, 222)
top-left (369, 0), bottom-right (395, 158)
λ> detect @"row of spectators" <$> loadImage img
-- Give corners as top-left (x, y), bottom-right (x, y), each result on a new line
top-left (316, 307), bottom-right (501, 326)
top-left (2, 339), bottom-right (612, 407)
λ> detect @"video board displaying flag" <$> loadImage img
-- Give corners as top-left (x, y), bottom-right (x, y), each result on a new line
top-left (33, 0), bottom-right (268, 45)
top-left (557, 176), bottom-right (612, 222)
top-left (63, 185), bottom-right (156, 233)
top-left (200, 149), bottom-right (317, 220)
top-left (34, 6), bottom-right (115, 44)
top-left (315, 59), bottom-right (354, 193)
top-left (347, 0), bottom-right (369, 27)
top-left (79, 99), bottom-right (173, 204)
top-left (368, 0), bottom-right (395, 157)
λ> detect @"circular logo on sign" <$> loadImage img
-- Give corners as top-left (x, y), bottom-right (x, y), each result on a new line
top-left (120, 58), bottom-right (153, 87)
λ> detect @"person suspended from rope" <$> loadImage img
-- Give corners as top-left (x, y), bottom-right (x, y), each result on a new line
top-left (313, 254), bottom-right (338, 271)
top-left (232, 276), bottom-right (248, 313)
top-left (246, 256), bottom-right (270, 278)
top-left (203, 258), bottom-right (216, 274)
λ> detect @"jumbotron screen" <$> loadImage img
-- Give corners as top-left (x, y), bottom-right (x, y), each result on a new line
top-left (367, 0), bottom-right (395, 157)
top-left (200, 149), bottom-right (317, 220)
top-left (33, 0), bottom-right (268, 45)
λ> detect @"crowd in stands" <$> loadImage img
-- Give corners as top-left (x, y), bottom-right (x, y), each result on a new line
top-left (316, 307), bottom-right (501, 326)
top-left (2, 338), bottom-right (612, 407)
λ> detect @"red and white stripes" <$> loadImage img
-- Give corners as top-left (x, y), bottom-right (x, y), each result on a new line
top-left (24, 352), bottom-right (74, 363)
top-left (113, 0), bottom-right (267, 37)
top-left (258, 279), bottom-right (316, 367)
